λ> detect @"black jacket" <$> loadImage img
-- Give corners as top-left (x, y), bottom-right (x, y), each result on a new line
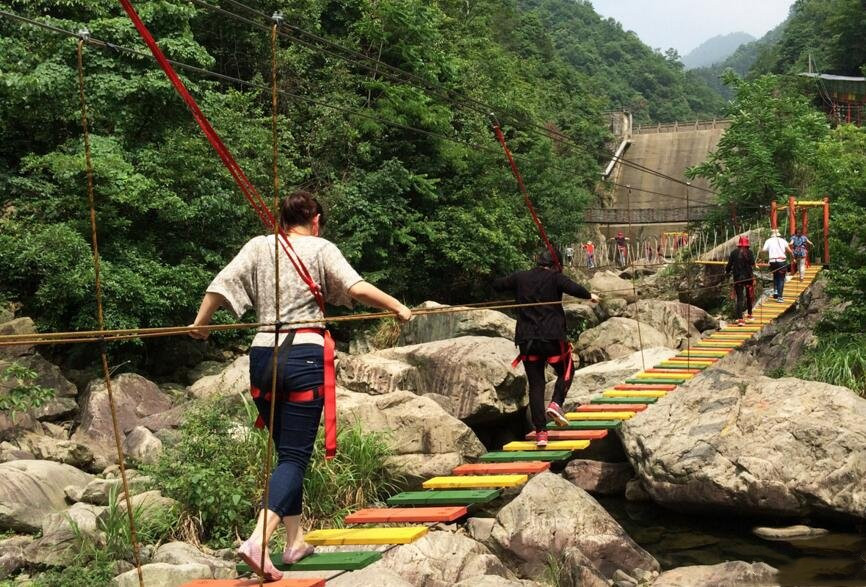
top-left (493, 267), bottom-right (591, 343)
top-left (725, 248), bottom-right (755, 283)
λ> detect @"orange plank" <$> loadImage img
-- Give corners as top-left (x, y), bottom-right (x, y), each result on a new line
top-left (525, 429), bottom-right (609, 441)
top-left (613, 384), bottom-right (677, 391)
top-left (666, 357), bottom-right (718, 363)
top-left (345, 506), bottom-right (467, 524)
top-left (575, 404), bottom-right (646, 412)
top-left (182, 580), bottom-right (324, 587)
top-left (645, 369), bottom-right (701, 375)
top-left (453, 461), bottom-right (551, 475)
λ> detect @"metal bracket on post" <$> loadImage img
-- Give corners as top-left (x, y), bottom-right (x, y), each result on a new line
top-left (77, 27), bottom-right (90, 42)
top-left (271, 11), bottom-right (284, 25)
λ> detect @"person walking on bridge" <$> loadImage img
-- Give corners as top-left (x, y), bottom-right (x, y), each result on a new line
top-left (789, 228), bottom-right (813, 282)
top-left (582, 241), bottom-right (595, 269)
top-left (726, 235), bottom-right (756, 325)
top-left (189, 191), bottom-right (411, 581)
top-left (494, 249), bottom-right (599, 447)
top-left (760, 229), bottom-right (794, 302)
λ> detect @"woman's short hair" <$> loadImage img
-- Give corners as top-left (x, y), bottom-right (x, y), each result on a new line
top-left (280, 190), bottom-right (326, 228)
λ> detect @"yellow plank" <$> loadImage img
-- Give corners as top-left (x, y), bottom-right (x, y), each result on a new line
top-left (695, 342), bottom-right (742, 347)
top-left (604, 389), bottom-right (667, 398)
top-left (305, 526), bottom-right (428, 546)
top-left (634, 372), bottom-right (695, 379)
top-left (503, 440), bottom-right (590, 451)
top-left (658, 362), bottom-right (712, 368)
top-left (565, 411), bottom-right (635, 420)
top-left (681, 350), bottom-right (730, 357)
top-left (422, 474), bottom-right (528, 489)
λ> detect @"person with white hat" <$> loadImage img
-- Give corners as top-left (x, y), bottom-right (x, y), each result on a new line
top-left (760, 228), bottom-right (794, 302)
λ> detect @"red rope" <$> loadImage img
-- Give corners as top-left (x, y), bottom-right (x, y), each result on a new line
top-left (492, 124), bottom-right (561, 271)
top-left (118, 0), bottom-right (337, 458)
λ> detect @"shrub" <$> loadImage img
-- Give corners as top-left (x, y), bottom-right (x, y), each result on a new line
top-left (0, 362), bottom-right (55, 420)
top-left (792, 335), bottom-right (866, 396)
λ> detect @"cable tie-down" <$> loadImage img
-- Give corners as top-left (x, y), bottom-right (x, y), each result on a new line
top-left (271, 11), bottom-right (284, 25)
top-left (77, 27), bottom-right (90, 41)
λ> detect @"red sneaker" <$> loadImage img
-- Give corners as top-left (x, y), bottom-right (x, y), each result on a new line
top-left (545, 401), bottom-right (569, 427)
top-left (736, 318), bottom-right (745, 325)
top-left (535, 430), bottom-right (549, 448)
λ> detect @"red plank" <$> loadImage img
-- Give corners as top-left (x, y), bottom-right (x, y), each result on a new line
top-left (525, 429), bottom-right (609, 440)
top-left (613, 384), bottom-right (677, 391)
top-left (575, 404), bottom-right (646, 412)
top-left (345, 506), bottom-right (467, 524)
top-left (666, 357), bottom-right (718, 363)
top-left (452, 461), bottom-right (552, 475)
top-left (183, 580), bottom-right (324, 587)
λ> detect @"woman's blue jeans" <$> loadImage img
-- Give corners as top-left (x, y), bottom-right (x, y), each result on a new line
top-left (249, 344), bottom-right (324, 517)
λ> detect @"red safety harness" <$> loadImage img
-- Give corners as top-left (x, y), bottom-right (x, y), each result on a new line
top-left (119, 1), bottom-right (338, 459)
top-left (511, 340), bottom-right (574, 382)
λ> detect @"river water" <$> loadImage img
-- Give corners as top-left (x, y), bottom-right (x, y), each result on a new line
top-left (600, 497), bottom-right (866, 586)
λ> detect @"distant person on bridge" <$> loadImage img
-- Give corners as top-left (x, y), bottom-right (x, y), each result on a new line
top-left (493, 249), bottom-right (599, 447)
top-left (611, 231), bottom-right (629, 268)
top-left (789, 228), bottom-right (813, 281)
top-left (582, 241), bottom-right (595, 269)
top-left (725, 235), bottom-right (756, 325)
top-left (760, 229), bottom-right (795, 303)
top-left (565, 245), bottom-right (575, 266)
top-left (189, 190), bottom-right (411, 581)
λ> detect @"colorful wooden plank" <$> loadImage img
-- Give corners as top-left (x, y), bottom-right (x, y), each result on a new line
top-left (423, 474), bottom-right (528, 489)
top-left (565, 411), bottom-right (634, 421)
top-left (453, 462), bottom-right (551, 475)
top-left (387, 489), bottom-right (500, 505)
top-left (656, 363), bottom-right (709, 370)
top-left (236, 551), bottom-right (382, 574)
top-left (345, 506), bottom-right (467, 524)
top-left (644, 368), bottom-right (702, 374)
top-left (576, 403), bottom-right (647, 412)
top-left (480, 450), bottom-right (572, 462)
top-left (634, 372), bottom-right (692, 380)
top-left (185, 580), bottom-right (325, 587)
top-left (680, 350), bottom-right (730, 356)
top-left (550, 420), bottom-right (621, 430)
top-left (604, 389), bottom-right (666, 398)
top-left (305, 526), bottom-right (428, 546)
top-left (503, 439), bottom-right (590, 451)
top-left (624, 378), bottom-right (685, 384)
top-left (591, 396), bottom-right (657, 405)
top-left (524, 429), bottom-right (608, 440)
top-left (615, 383), bottom-right (678, 390)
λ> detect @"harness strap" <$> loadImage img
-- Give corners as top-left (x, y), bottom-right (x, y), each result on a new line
top-left (511, 341), bottom-right (574, 382)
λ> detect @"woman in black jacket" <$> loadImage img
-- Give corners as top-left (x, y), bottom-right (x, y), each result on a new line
top-left (725, 235), bottom-right (757, 325)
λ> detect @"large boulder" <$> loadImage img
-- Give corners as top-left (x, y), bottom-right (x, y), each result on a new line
top-left (576, 317), bottom-right (669, 365)
top-left (398, 301), bottom-right (515, 345)
top-left (25, 502), bottom-right (106, 566)
top-left (123, 426), bottom-right (163, 465)
top-left (589, 271), bottom-right (638, 303)
top-left (564, 460), bottom-right (634, 495)
top-left (622, 300), bottom-right (718, 348)
top-left (490, 472), bottom-right (658, 580)
top-left (188, 355), bottom-right (249, 399)
top-left (12, 432), bottom-right (94, 470)
top-left (0, 317), bottom-right (36, 357)
top-left (151, 542), bottom-right (235, 579)
top-left (0, 353), bottom-right (78, 440)
top-left (0, 535), bottom-right (32, 579)
top-left (563, 296), bottom-right (603, 331)
top-left (339, 337), bottom-right (526, 424)
top-left (563, 347), bottom-right (676, 409)
top-left (377, 530), bottom-right (517, 587)
top-left (72, 373), bottom-right (172, 469)
top-left (337, 388), bottom-right (485, 483)
top-left (621, 366), bottom-right (866, 519)
top-left (0, 460), bottom-right (93, 532)
top-left (112, 562), bottom-right (213, 586)
top-left (653, 561), bottom-right (779, 586)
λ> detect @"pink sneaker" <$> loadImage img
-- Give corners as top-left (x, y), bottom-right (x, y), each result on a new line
top-left (282, 544), bottom-right (315, 565)
top-left (545, 402), bottom-right (569, 427)
top-left (237, 538), bottom-right (283, 582)
top-left (535, 430), bottom-right (549, 447)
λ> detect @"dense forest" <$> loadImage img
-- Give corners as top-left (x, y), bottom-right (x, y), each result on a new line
top-left (0, 0), bottom-right (725, 353)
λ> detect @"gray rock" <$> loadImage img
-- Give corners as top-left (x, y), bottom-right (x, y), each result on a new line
top-left (0, 460), bottom-right (92, 532)
top-left (339, 336), bottom-right (527, 424)
top-left (14, 432), bottom-right (94, 470)
top-left (625, 479), bottom-right (651, 502)
top-left (0, 535), bottom-right (33, 579)
top-left (119, 490), bottom-right (180, 525)
top-left (337, 388), bottom-right (485, 484)
top-left (139, 405), bottom-right (187, 432)
top-left (590, 271), bottom-right (638, 303)
top-left (564, 296), bottom-right (603, 331)
top-left (26, 502), bottom-right (106, 566)
top-left (123, 426), bottom-right (163, 465)
top-left (564, 460), bottom-right (634, 495)
top-left (490, 472), bottom-right (658, 580)
top-left (752, 524), bottom-right (829, 541)
top-left (623, 300), bottom-right (717, 348)
top-left (620, 368), bottom-right (866, 519)
top-left (577, 318), bottom-right (670, 365)
top-left (0, 318), bottom-right (36, 357)
top-left (72, 373), bottom-right (172, 469)
top-left (151, 542), bottom-right (235, 579)
top-left (111, 562), bottom-right (213, 586)
top-left (187, 355), bottom-right (249, 400)
top-left (653, 561), bottom-right (779, 586)
top-left (466, 517), bottom-right (495, 542)
top-left (398, 301), bottom-right (515, 345)
top-left (329, 564), bottom-right (414, 587)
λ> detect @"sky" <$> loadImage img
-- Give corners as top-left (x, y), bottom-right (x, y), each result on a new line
top-left (589, 0), bottom-right (794, 55)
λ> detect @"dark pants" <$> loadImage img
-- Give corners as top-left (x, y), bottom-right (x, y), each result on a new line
top-left (733, 281), bottom-right (754, 319)
top-left (249, 344), bottom-right (324, 517)
top-left (520, 340), bottom-right (574, 431)
top-left (769, 261), bottom-right (787, 298)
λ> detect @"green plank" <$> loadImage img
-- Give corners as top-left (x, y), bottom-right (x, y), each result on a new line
top-left (387, 489), bottom-right (500, 506)
top-left (480, 450), bottom-right (572, 462)
top-left (625, 378), bottom-right (686, 384)
top-left (591, 396), bottom-right (658, 404)
top-left (237, 551), bottom-right (381, 574)
top-left (550, 420), bottom-right (621, 430)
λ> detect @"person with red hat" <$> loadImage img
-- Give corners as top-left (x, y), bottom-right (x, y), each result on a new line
top-left (726, 235), bottom-right (757, 324)
top-left (610, 231), bottom-right (629, 269)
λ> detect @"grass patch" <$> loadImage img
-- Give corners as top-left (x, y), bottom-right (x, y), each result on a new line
top-left (792, 334), bottom-right (866, 396)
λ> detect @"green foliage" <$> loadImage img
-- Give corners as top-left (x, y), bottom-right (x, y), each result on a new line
top-left (0, 361), bottom-right (55, 419)
top-left (792, 335), bottom-right (866, 396)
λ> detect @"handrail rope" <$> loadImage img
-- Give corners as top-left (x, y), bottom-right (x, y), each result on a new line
top-left (625, 186), bottom-right (645, 371)
top-left (199, 0), bottom-right (719, 195)
top-left (492, 123), bottom-right (561, 271)
top-left (0, 10), bottom-right (721, 210)
top-left (76, 37), bottom-right (145, 587)
top-left (686, 184), bottom-right (692, 370)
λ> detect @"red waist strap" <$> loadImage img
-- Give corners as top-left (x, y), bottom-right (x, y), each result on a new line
top-left (511, 341), bottom-right (574, 382)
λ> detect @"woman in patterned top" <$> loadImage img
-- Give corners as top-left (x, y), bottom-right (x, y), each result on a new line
top-left (189, 190), bottom-right (411, 581)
